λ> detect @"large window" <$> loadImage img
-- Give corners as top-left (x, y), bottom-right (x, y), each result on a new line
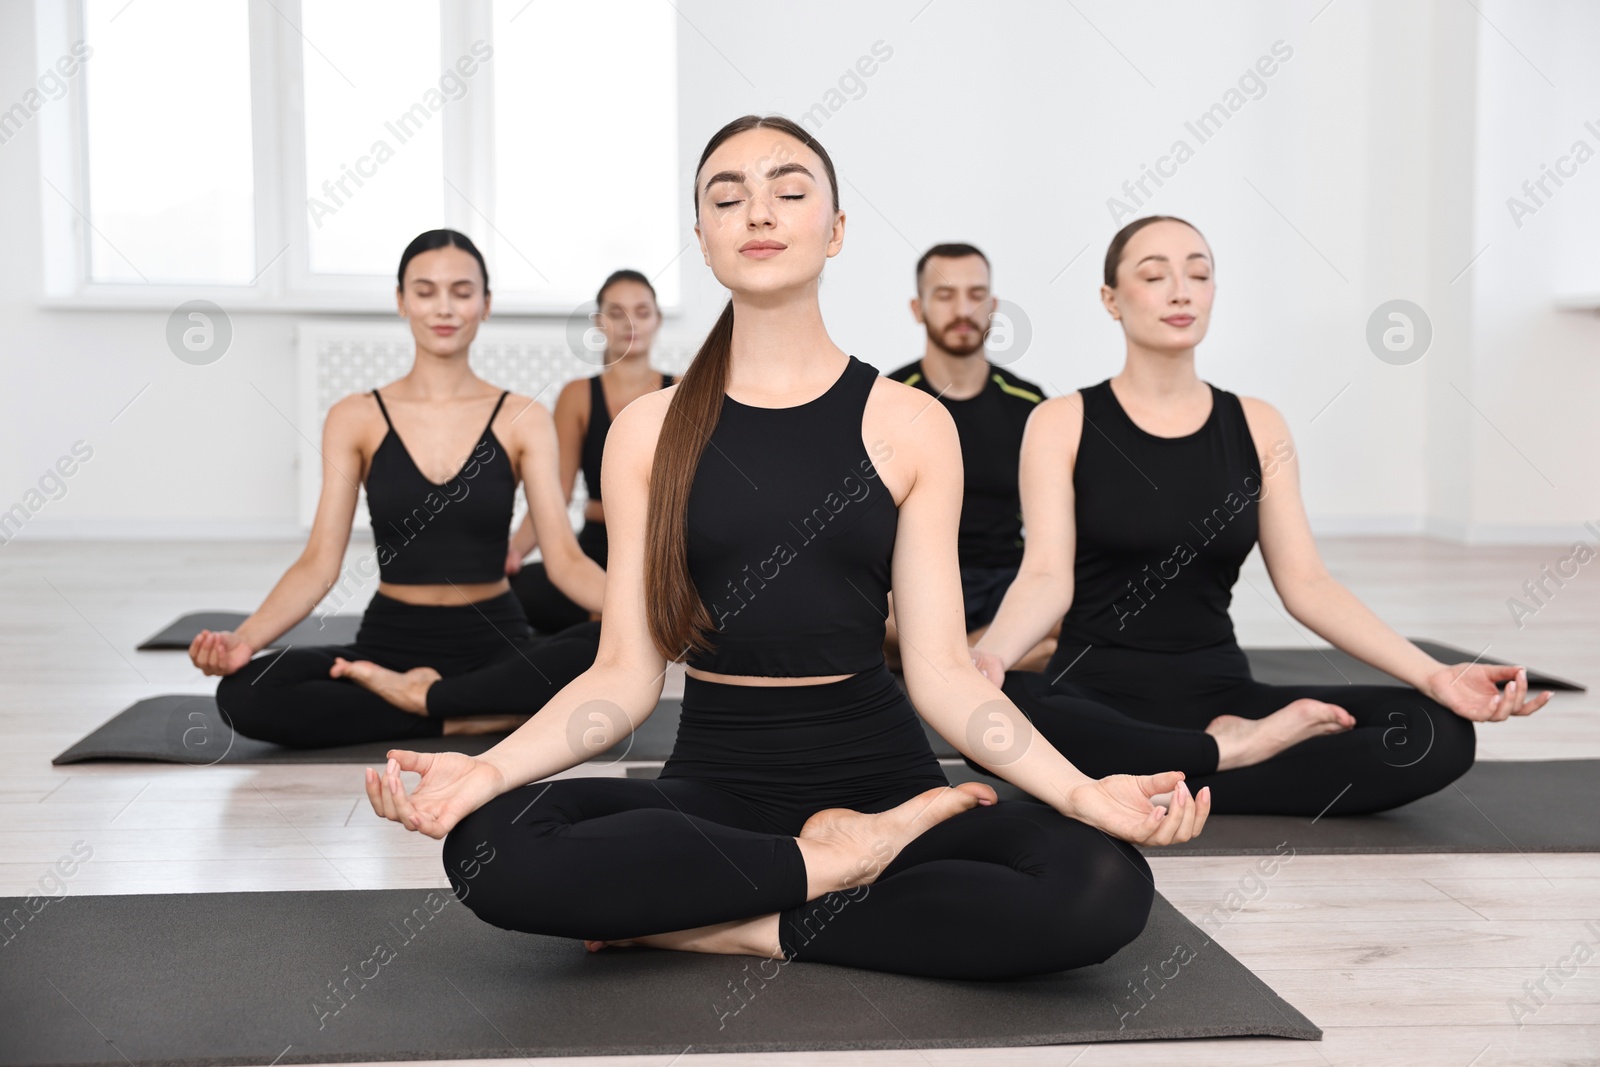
top-left (300, 0), bottom-right (444, 278)
top-left (488, 0), bottom-right (679, 303)
top-left (37, 0), bottom-right (680, 312)
top-left (83, 0), bottom-right (256, 285)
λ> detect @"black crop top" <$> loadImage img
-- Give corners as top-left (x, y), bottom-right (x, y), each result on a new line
top-left (581, 371), bottom-right (673, 505)
top-left (684, 355), bottom-right (897, 677)
top-left (1054, 379), bottom-right (1262, 654)
top-left (365, 389), bottom-right (516, 584)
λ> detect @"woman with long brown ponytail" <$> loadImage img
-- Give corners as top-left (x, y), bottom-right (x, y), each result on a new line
top-left (362, 117), bottom-right (1209, 980)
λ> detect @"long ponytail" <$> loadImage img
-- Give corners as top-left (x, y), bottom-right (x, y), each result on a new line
top-left (644, 300), bottom-right (733, 659)
top-left (644, 115), bottom-right (840, 660)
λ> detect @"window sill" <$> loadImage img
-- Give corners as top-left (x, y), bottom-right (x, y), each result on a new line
top-left (1555, 292), bottom-right (1600, 313)
top-left (37, 292), bottom-right (682, 317)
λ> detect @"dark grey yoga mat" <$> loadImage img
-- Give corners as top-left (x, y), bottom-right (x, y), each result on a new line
top-left (52, 694), bottom-right (960, 765)
top-left (50, 695), bottom-right (684, 767)
top-left (936, 759), bottom-right (1600, 856)
top-left (0, 888), bottom-right (1317, 1066)
top-left (1244, 639), bottom-right (1584, 692)
top-left (57, 638), bottom-right (1577, 767)
top-left (144, 619), bottom-right (1584, 693)
top-left (137, 611), bottom-right (364, 651)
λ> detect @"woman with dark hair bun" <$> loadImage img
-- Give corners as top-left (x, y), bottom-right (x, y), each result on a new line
top-left (507, 269), bottom-right (675, 632)
top-left (970, 216), bottom-right (1550, 816)
top-left (188, 229), bottom-right (605, 748)
top-left (365, 121), bottom-right (1208, 981)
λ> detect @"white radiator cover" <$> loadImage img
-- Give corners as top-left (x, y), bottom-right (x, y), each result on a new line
top-left (294, 319), bottom-right (695, 530)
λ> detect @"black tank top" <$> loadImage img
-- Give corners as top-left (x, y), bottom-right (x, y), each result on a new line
top-left (1049, 379), bottom-right (1262, 662)
top-left (365, 389), bottom-right (516, 584)
top-left (581, 371), bottom-right (673, 504)
top-left (684, 355), bottom-right (896, 677)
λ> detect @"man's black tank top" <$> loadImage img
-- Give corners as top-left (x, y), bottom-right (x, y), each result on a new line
top-left (365, 389), bottom-right (516, 584)
top-left (581, 371), bottom-right (673, 504)
top-left (684, 355), bottom-right (896, 677)
top-left (1047, 379), bottom-right (1262, 666)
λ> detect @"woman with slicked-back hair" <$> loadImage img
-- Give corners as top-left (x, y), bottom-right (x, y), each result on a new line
top-left (364, 121), bottom-right (1209, 980)
top-left (970, 216), bottom-right (1547, 817)
top-left (193, 230), bottom-right (606, 748)
top-left (506, 268), bottom-right (675, 633)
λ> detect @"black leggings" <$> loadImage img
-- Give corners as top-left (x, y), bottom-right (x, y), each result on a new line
top-left (217, 591), bottom-right (600, 749)
top-left (510, 521), bottom-right (607, 634)
top-left (997, 641), bottom-right (1476, 817)
top-left (444, 665), bottom-right (1154, 980)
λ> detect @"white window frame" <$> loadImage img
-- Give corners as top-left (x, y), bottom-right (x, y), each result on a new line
top-left (32, 0), bottom-right (679, 316)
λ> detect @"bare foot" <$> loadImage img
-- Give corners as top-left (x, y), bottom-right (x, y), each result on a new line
top-left (578, 786), bottom-right (998, 960)
top-left (794, 783), bottom-right (995, 899)
top-left (330, 658), bottom-right (440, 715)
top-left (1206, 699), bottom-right (1356, 771)
top-left (582, 913), bottom-right (782, 959)
top-left (442, 714), bottom-right (529, 736)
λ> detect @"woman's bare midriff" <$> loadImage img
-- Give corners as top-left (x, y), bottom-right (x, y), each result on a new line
top-left (377, 579), bottom-right (510, 606)
top-left (684, 668), bottom-right (855, 687)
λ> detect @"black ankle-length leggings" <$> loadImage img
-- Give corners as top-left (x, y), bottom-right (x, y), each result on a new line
top-left (510, 521), bottom-right (607, 634)
top-left (216, 591), bottom-right (600, 749)
top-left (994, 640), bottom-right (1476, 817)
top-left (443, 666), bottom-right (1154, 980)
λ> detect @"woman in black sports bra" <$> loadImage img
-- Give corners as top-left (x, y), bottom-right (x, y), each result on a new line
top-left (972, 216), bottom-right (1552, 816)
top-left (364, 117), bottom-right (1209, 982)
top-left (507, 269), bottom-right (675, 632)
top-left (187, 230), bottom-right (605, 749)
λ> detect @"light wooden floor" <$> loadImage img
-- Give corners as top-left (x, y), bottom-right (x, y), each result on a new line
top-left (3, 536), bottom-right (1597, 1066)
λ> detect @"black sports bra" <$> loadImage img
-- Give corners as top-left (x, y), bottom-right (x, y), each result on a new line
top-left (365, 389), bottom-right (516, 584)
top-left (683, 355), bottom-right (897, 677)
top-left (581, 371), bottom-right (673, 505)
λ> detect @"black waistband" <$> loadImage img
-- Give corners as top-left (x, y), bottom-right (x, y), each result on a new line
top-left (666, 661), bottom-right (939, 793)
top-left (1046, 637), bottom-right (1252, 686)
top-left (360, 589), bottom-right (530, 637)
top-left (350, 589), bottom-right (533, 657)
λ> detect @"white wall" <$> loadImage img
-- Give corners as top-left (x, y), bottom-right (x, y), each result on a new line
top-left (1459, 0), bottom-right (1600, 540)
top-left (1, 0), bottom-right (1594, 543)
top-left (0, 1), bottom-right (305, 538)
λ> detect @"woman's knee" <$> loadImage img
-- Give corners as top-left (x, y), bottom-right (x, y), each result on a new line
top-left (441, 801), bottom-right (535, 930)
top-left (441, 787), bottom-right (575, 929)
top-left (1347, 696), bottom-right (1476, 813)
top-left (1025, 817), bottom-right (1155, 971)
top-left (1417, 701), bottom-right (1476, 787)
top-left (1073, 836), bottom-right (1155, 962)
top-left (442, 809), bottom-right (511, 915)
top-left (1374, 696), bottom-right (1475, 777)
top-left (214, 672), bottom-right (285, 744)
